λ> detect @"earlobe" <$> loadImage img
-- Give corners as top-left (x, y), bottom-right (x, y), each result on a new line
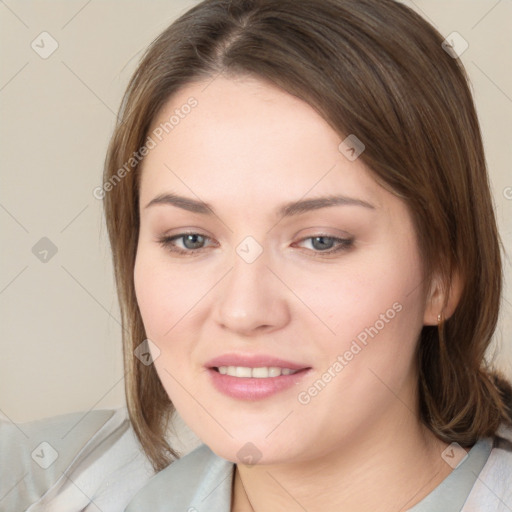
top-left (423, 269), bottom-right (463, 326)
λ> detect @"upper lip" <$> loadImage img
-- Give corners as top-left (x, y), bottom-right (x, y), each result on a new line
top-left (205, 353), bottom-right (310, 370)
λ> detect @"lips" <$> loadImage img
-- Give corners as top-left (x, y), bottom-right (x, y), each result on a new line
top-left (205, 353), bottom-right (309, 371)
top-left (205, 353), bottom-right (312, 400)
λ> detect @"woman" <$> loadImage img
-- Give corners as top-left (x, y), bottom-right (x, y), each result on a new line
top-left (109, 0), bottom-right (512, 509)
top-left (3, 0), bottom-right (511, 511)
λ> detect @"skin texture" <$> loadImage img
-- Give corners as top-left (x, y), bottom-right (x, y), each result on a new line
top-left (134, 75), bottom-right (459, 511)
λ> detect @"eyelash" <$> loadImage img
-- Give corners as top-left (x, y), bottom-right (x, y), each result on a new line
top-left (156, 232), bottom-right (354, 258)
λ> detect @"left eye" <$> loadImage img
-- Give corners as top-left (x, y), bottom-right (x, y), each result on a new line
top-left (296, 235), bottom-right (354, 253)
top-left (157, 233), bottom-right (354, 256)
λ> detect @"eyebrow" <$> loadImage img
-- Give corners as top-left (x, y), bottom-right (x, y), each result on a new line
top-left (144, 192), bottom-right (375, 217)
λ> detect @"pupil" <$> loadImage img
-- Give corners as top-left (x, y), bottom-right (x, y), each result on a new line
top-left (313, 236), bottom-right (333, 251)
top-left (185, 234), bottom-right (203, 249)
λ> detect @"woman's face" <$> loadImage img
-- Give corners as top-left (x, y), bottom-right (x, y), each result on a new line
top-left (134, 75), bottom-right (431, 464)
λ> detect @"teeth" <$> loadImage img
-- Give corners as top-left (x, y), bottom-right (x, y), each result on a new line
top-left (252, 367), bottom-right (270, 378)
top-left (235, 366), bottom-right (251, 378)
top-left (217, 366), bottom-right (300, 378)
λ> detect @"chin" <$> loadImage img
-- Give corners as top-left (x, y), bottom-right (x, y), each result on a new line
top-left (199, 432), bottom-right (305, 466)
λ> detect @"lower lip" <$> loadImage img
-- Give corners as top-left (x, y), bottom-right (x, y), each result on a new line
top-left (207, 368), bottom-right (311, 400)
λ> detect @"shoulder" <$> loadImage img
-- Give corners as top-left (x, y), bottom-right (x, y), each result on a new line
top-left (463, 423), bottom-right (512, 511)
top-left (0, 406), bottom-right (154, 512)
top-left (125, 443), bottom-right (234, 512)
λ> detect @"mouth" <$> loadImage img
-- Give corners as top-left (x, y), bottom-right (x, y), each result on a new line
top-left (206, 359), bottom-right (312, 400)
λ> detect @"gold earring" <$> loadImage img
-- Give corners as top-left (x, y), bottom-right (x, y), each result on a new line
top-left (437, 313), bottom-right (444, 325)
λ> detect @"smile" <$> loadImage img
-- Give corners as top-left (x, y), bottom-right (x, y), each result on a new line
top-left (215, 366), bottom-right (301, 378)
top-left (208, 366), bottom-right (311, 400)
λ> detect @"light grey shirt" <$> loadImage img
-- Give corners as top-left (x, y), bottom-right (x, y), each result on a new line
top-left (125, 432), bottom-right (506, 512)
top-left (2, 407), bottom-right (511, 511)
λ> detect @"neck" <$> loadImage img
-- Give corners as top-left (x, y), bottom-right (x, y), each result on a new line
top-left (231, 413), bottom-right (455, 512)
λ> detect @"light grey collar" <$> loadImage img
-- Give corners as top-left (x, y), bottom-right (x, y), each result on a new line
top-left (125, 444), bottom-right (233, 511)
top-left (125, 436), bottom-right (493, 512)
top-left (408, 436), bottom-right (493, 511)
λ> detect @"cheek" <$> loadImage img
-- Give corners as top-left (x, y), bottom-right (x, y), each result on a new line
top-left (133, 244), bottom-right (215, 406)
top-left (301, 249), bottom-right (423, 348)
top-left (133, 251), bottom-right (195, 400)
top-left (133, 252), bottom-right (166, 339)
top-left (298, 238), bottom-right (425, 395)
top-left (133, 245), bottom-right (200, 339)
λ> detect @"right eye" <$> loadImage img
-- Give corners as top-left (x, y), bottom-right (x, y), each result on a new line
top-left (157, 232), bottom-right (216, 256)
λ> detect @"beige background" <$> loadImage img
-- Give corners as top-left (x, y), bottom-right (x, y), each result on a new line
top-left (0, 1), bottom-right (511, 423)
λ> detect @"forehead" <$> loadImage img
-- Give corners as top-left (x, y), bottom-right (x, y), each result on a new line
top-left (139, 75), bottom-right (382, 209)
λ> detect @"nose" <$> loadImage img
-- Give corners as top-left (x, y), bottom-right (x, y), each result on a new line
top-left (213, 246), bottom-right (291, 336)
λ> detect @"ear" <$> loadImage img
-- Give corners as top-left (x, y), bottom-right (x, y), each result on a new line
top-left (423, 268), bottom-right (463, 326)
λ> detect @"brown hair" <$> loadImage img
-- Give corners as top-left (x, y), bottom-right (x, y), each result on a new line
top-left (102, 0), bottom-right (512, 471)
